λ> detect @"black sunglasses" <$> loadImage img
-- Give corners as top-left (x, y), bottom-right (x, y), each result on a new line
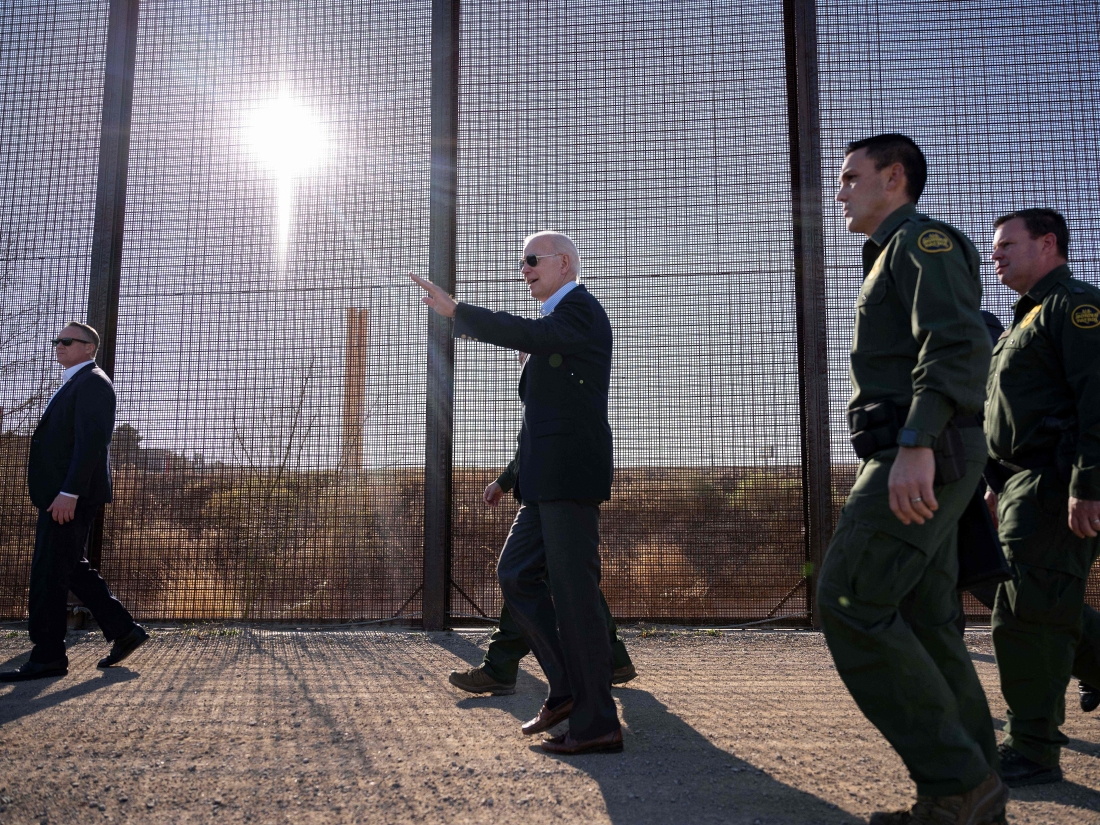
top-left (51, 337), bottom-right (92, 347)
top-left (519, 253), bottom-right (563, 270)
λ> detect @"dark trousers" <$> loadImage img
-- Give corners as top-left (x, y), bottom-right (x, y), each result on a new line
top-left (496, 500), bottom-right (620, 740)
top-left (29, 500), bottom-right (136, 663)
top-left (967, 581), bottom-right (1100, 686)
top-left (481, 592), bottom-right (632, 683)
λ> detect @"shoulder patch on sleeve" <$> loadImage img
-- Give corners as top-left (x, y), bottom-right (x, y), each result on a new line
top-left (1071, 304), bottom-right (1100, 329)
top-left (917, 229), bottom-right (954, 253)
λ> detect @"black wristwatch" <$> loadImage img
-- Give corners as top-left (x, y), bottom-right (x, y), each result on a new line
top-left (897, 428), bottom-right (918, 448)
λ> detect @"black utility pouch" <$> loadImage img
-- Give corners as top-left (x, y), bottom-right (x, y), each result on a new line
top-left (848, 400), bottom-right (900, 460)
top-left (933, 421), bottom-right (967, 485)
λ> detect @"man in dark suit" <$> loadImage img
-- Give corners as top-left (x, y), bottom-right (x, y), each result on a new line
top-left (412, 231), bottom-right (622, 754)
top-left (0, 322), bottom-right (147, 682)
top-left (448, 445), bottom-right (637, 695)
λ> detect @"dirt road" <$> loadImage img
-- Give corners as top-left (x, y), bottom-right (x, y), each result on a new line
top-left (1, 627), bottom-right (1097, 823)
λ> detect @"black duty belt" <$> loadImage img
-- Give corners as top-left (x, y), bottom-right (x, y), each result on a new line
top-left (848, 400), bottom-right (982, 461)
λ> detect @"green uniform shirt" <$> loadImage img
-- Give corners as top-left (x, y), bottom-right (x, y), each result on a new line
top-left (985, 264), bottom-right (1100, 500)
top-left (850, 204), bottom-right (991, 447)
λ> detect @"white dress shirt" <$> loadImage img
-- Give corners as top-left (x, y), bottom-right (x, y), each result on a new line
top-left (48, 359), bottom-right (97, 500)
top-left (540, 280), bottom-right (580, 316)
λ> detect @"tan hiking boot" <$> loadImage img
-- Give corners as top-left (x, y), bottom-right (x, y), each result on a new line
top-left (447, 665), bottom-right (516, 695)
top-left (869, 772), bottom-right (1008, 825)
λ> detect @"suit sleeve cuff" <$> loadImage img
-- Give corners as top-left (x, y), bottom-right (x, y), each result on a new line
top-left (1070, 467), bottom-right (1100, 501)
top-left (495, 471), bottom-right (514, 492)
top-left (901, 390), bottom-right (956, 446)
top-left (59, 492), bottom-right (79, 500)
top-left (453, 303), bottom-right (475, 339)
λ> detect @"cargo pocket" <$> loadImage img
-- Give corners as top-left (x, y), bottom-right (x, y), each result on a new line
top-left (821, 518), bottom-right (928, 609)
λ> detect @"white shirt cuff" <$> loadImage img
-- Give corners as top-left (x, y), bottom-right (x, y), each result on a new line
top-left (59, 492), bottom-right (79, 500)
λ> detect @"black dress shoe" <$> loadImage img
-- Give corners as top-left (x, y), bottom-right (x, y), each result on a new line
top-left (1080, 681), bottom-right (1100, 713)
top-left (0, 659), bottom-right (68, 682)
top-left (998, 743), bottom-right (1063, 787)
top-left (98, 625), bottom-right (149, 668)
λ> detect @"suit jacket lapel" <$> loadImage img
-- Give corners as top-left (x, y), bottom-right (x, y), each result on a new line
top-left (39, 363), bottom-right (96, 424)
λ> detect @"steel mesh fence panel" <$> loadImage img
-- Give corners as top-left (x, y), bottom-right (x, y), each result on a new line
top-left (7, 1), bottom-right (1095, 624)
top-left (0, 1), bottom-right (109, 618)
top-left (818, 0), bottom-right (1100, 617)
top-left (102, 0), bottom-right (431, 621)
top-left (452, 0), bottom-right (807, 624)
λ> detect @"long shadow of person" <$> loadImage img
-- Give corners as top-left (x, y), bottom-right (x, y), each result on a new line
top-left (435, 635), bottom-right (857, 823)
top-left (0, 665), bottom-right (139, 728)
top-left (536, 688), bottom-right (859, 825)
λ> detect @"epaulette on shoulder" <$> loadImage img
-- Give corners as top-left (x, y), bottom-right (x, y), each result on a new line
top-left (1065, 277), bottom-right (1100, 298)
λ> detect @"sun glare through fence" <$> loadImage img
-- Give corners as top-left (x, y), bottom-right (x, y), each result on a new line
top-left (243, 93), bottom-right (329, 265)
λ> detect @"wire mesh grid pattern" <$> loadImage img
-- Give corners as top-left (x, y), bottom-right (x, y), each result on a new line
top-left (3, 0), bottom-right (1099, 623)
top-left (101, 0), bottom-right (431, 621)
top-left (451, 0), bottom-right (807, 623)
top-left (0, 1), bottom-right (109, 618)
top-left (817, 0), bottom-right (1100, 617)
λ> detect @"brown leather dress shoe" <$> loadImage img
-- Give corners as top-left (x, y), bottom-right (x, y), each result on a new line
top-left (541, 727), bottom-right (623, 755)
top-left (521, 699), bottom-right (573, 736)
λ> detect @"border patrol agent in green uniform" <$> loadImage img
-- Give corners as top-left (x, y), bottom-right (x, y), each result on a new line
top-left (448, 431), bottom-right (636, 696)
top-left (984, 209), bottom-right (1100, 786)
top-left (966, 312), bottom-right (1100, 716)
top-left (821, 134), bottom-right (1007, 825)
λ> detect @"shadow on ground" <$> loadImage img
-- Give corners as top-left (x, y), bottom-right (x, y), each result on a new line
top-left (434, 633), bottom-right (857, 824)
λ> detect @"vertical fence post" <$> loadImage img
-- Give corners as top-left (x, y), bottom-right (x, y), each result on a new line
top-left (783, 0), bottom-right (832, 628)
top-left (86, 0), bottom-right (140, 570)
top-left (424, 0), bottom-right (460, 630)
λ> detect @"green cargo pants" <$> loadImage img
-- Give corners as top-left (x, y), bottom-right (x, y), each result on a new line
top-left (818, 437), bottom-right (998, 797)
top-left (481, 591), bottom-right (632, 684)
top-left (969, 583), bottom-right (1100, 685)
top-left (992, 467), bottom-right (1100, 768)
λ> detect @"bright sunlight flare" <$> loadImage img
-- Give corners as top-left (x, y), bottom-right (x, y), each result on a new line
top-left (244, 93), bottom-right (328, 264)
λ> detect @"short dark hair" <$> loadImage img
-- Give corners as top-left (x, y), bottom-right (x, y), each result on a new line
top-left (993, 208), bottom-right (1069, 259)
top-left (63, 321), bottom-right (100, 354)
top-left (845, 133), bottom-right (928, 202)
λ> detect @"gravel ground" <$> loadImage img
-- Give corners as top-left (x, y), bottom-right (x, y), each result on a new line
top-left (0, 627), bottom-right (1098, 824)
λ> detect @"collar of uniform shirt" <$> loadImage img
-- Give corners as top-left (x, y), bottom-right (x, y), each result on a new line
top-left (869, 202), bottom-right (918, 247)
top-left (1025, 263), bottom-right (1072, 302)
top-left (540, 279), bottom-right (580, 316)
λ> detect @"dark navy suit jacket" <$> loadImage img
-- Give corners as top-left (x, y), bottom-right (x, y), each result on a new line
top-left (454, 284), bottom-right (614, 502)
top-left (28, 363), bottom-right (116, 509)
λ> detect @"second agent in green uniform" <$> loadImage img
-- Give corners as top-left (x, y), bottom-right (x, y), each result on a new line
top-left (984, 209), bottom-right (1100, 786)
top-left (820, 134), bottom-right (1006, 825)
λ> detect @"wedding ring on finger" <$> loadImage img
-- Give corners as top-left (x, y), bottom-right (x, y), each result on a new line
top-left (910, 496), bottom-right (923, 503)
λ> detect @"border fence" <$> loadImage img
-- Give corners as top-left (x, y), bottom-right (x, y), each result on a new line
top-left (2, 0), bottom-right (1098, 626)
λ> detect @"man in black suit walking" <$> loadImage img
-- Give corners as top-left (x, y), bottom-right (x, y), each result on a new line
top-left (0, 322), bottom-right (147, 682)
top-left (412, 231), bottom-right (622, 754)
